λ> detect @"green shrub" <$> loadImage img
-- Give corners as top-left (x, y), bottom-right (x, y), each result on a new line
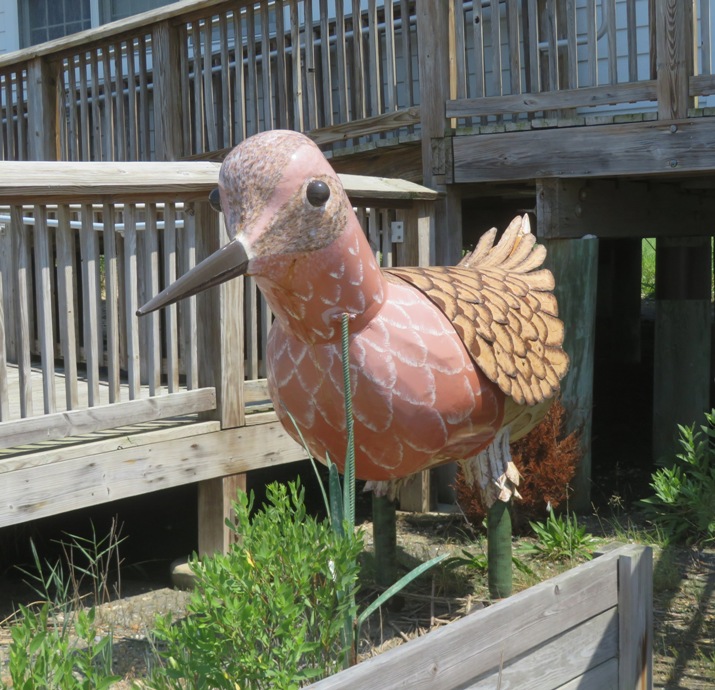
top-left (146, 480), bottom-right (363, 689)
top-left (639, 410), bottom-right (715, 545)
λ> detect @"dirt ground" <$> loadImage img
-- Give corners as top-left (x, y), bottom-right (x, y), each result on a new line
top-left (1, 510), bottom-right (713, 689)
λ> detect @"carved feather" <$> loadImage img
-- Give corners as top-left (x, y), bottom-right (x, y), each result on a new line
top-left (386, 215), bottom-right (569, 406)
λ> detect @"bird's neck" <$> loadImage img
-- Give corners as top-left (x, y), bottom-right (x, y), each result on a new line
top-left (253, 220), bottom-right (387, 343)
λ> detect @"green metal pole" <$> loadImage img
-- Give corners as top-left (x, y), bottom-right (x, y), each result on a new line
top-left (372, 493), bottom-right (397, 589)
top-left (487, 499), bottom-right (512, 599)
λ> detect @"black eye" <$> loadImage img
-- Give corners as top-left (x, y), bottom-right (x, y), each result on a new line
top-left (306, 179), bottom-right (330, 207)
top-left (209, 187), bottom-right (222, 212)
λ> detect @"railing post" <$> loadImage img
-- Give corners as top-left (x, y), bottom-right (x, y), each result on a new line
top-left (195, 200), bottom-right (246, 555)
top-left (655, 0), bottom-right (695, 119)
top-left (153, 20), bottom-right (185, 160)
top-left (26, 57), bottom-right (60, 160)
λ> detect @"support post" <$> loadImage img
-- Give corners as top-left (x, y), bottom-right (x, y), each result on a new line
top-left (195, 201), bottom-right (247, 554)
top-left (198, 473), bottom-right (247, 556)
top-left (487, 500), bottom-right (512, 599)
top-left (653, 236), bottom-right (711, 463)
top-left (372, 494), bottom-right (397, 588)
top-left (540, 231), bottom-right (599, 512)
top-left (153, 20), bottom-right (185, 161)
top-left (26, 57), bottom-right (59, 160)
top-left (655, 0), bottom-right (695, 120)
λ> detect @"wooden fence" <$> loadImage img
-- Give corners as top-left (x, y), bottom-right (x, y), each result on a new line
top-left (308, 544), bottom-right (653, 690)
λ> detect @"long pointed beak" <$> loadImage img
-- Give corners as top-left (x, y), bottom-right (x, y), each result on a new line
top-left (137, 238), bottom-right (249, 315)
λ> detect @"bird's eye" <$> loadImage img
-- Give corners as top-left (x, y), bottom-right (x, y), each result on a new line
top-left (306, 180), bottom-right (331, 207)
top-left (208, 187), bottom-right (222, 213)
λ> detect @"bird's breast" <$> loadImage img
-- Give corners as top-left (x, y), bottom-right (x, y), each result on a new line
top-left (267, 278), bottom-right (505, 480)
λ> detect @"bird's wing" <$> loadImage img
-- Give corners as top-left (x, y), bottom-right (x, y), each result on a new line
top-left (386, 215), bottom-right (569, 406)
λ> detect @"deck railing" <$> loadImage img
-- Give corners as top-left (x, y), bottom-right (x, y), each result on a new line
top-left (0, 161), bottom-right (437, 451)
top-left (1, 1), bottom-right (711, 166)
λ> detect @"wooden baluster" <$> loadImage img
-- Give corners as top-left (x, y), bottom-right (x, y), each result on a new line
top-left (123, 204), bottom-right (141, 398)
top-left (219, 13), bottom-right (232, 147)
top-left (367, 0), bottom-right (381, 117)
top-left (335, 0), bottom-right (349, 123)
top-left (232, 7), bottom-right (246, 142)
top-left (507, 0), bottom-right (523, 95)
top-left (202, 16), bottom-right (218, 151)
top-left (163, 204), bottom-right (179, 393)
top-left (153, 20), bottom-right (186, 160)
top-left (114, 42), bottom-right (127, 160)
top-left (260, 2), bottom-right (274, 129)
top-left (101, 45), bottom-right (115, 160)
top-left (246, 5), bottom-right (260, 135)
top-left (303, 0), bottom-right (318, 131)
top-left (90, 50), bottom-right (103, 160)
top-left (605, 0), bottom-right (618, 84)
top-left (384, 0), bottom-right (398, 112)
top-left (351, 0), bottom-right (366, 121)
top-left (137, 35), bottom-right (151, 159)
top-left (181, 207), bottom-right (198, 390)
top-left (33, 205), bottom-right (56, 414)
top-left (103, 203), bottom-right (120, 402)
top-left (144, 204), bottom-right (161, 395)
top-left (586, 0), bottom-right (597, 86)
top-left (0, 268), bottom-right (8, 420)
top-left (319, 0), bottom-right (334, 126)
top-left (80, 204), bottom-right (100, 406)
top-left (11, 206), bottom-right (32, 417)
top-left (274, 0), bottom-right (288, 129)
top-left (400, 0), bottom-right (414, 110)
top-left (126, 37), bottom-right (138, 159)
top-left (56, 205), bottom-right (79, 410)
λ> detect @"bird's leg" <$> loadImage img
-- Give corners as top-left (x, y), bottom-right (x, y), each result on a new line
top-left (460, 426), bottom-right (521, 509)
top-left (363, 479), bottom-right (402, 501)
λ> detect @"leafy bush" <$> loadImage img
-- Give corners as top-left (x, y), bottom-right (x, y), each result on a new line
top-left (146, 480), bottom-right (363, 689)
top-left (639, 410), bottom-right (715, 545)
top-left (522, 506), bottom-right (594, 562)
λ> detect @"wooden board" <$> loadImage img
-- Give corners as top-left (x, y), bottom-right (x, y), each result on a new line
top-left (0, 420), bottom-right (305, 527)
top-left (452, 117), bottom-right (715, 182)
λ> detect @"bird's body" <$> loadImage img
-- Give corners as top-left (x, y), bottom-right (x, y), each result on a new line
top-left (139, 129), bottom-right (568, 506)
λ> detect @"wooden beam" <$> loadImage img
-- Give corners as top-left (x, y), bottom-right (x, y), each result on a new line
top-left (0, 420), bottom-right (305, 528)
top-left (26, 57), bottom-right (60, 160)
top-left (0, 388), bottom-right (216, 449)
top-left (153, 20), bottom-right (185, 161)
top-left (534, 178), bottom-right (715, 239)
top-left (198, 472), bottom-right (246, 556)
top-left (452, 117), bottom-right (715, 183)
top-left (309, 107), bottom-right (421, 146)
top-left (447, 81), bottom-right (658, 118)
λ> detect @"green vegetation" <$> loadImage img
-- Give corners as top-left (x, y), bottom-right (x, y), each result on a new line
top-left (523, 506), bottom-right (594, 562)
top-left (639, 409), bottom-right (715, 545)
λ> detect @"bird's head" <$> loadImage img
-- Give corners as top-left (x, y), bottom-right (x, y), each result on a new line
top-left (137, 130), bottom-right (351, 315)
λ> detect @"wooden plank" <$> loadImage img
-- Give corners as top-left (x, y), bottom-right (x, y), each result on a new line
top-left (103, 203), bottom-right (121, 402)
top-left (289, 0), bottom-right (304, 132)
top-left (525, 0), bottom-right (540, 92)
top-left (163, 205), bottom-right (180, 393)
top-left (0, 419), bottom-right (304, 528)
top-left (232, 7), bottom-right (246, 143)
top-left (137, 34), bottom-right (151, 159)
top-left (334, 0), bottom-right (350, 123)
top-left (367, 0), bottom-right (381, 117)
top-left (180, 208), bottom-right (199, 389)
top-left (307, 549), bottom-right (622, 689)
top-left (123, 205), bottom-right (141, 398)
top-left (319, 0), bottom-right (334, 125)
top-left (0, 388), bottom-right (216, 450)
top-left (350, 0), bottom-right (366, 121)
top-left (447, 81), bottom-right (658, 117)
top-left (11, 205), bottom-right (32, 418)
top-left (626, 0), bottom-right (638, 82)
top-left (556, 658), bottom-right (618, 689)
top-left (65, 56), bottom-right (79, 160)
top-left (490, 0), bottom-right (503, 99)
top-left (303, 0), bottom-right (318, 131)
top-left (202, 16), bottom-right (218, 150)
top-left (260, 1), bottom-right (274, 129)
top-left (467, 608), bottom-right (618, 689)
top-left (0, 261), bottom-right (8, 420)
top-left (565, 0), bottom-right (578, 89)
top-left (218, 12), bottom-right (231, 147)
top-left (274, 0), bottom-right (288, 130)
top-left (309, 106), bottom-right (421, 145)
top-left (144, 204), bottom-right (161, 395)
top-left (56, 205), bottom-right (79, 410)
top-left (126, 37), bottom-right (138, 159)
top-left (618, 546), bottom-right (653, 690)
top-left (383, 0), bottom-right (398, 112)
top-left (605, 0), bottom-right (618, 84)
top-left (78, 52), bottom-right (90, 160)
top-left (90, 50), bottom-right (103, 160)
top-left (32, 205), bottom-right (56, 414)
top-left (400, 0), bottom-right (414, 110)
top-left (101, 46), bottom-right (115, 161)
top-left (198, 472), bottom-right (246, 555)
top-left (26, 57), bottom-right (58, 160)
top-left (452, 117), bottom-right (715, 182)
top-left (245, 4), bottom-right (260, 135)
top-left (245, 276), bottom-right (259, 380)
top-left (114, 42), bottom-right (127, 159)
top-left (80, 204), bottom-right (100, 407)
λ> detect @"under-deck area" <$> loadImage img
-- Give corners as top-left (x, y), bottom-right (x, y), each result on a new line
top-left (0, 0), bottom-right (714, 539)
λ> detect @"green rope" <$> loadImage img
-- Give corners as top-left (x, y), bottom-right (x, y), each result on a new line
top-left (341, 313), bottom-right (355, 531)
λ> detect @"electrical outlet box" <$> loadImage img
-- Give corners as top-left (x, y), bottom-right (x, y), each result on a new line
top-left (391, 221), bottom-right (404, 243)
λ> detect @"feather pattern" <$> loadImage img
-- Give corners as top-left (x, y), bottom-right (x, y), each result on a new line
top-left (387, 215), bottom-right (568, 407)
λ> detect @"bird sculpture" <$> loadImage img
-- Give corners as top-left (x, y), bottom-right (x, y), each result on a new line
top-left (139, 130), bottom-right (568, 510)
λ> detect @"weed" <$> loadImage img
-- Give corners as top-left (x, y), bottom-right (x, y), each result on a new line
top-left (522, 506), bottom-right (594, 562)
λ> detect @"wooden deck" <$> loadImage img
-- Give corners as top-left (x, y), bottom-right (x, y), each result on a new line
top-left (0, 161), bottom-right (437, 549)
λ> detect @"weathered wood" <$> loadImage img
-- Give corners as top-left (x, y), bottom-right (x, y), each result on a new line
top-left (653, 236), bottom-right (712, 463)
top-left (103, 204), bottom-right (121, 403)
top-left (0, 419), bottom-right (305, 528)
top-left (539, 223), bottom-right (598, 512)
top-left (447, 81), bottom-right (658, 118)
top-left (56, 205), bottom-right (79, 409)
top-left (153, 20), bottom-right (185, 160)
top-left (198, 473), bottom-right (247, 555)
top-left (26, 57), bottom-right (58, 160)
top-left (11, 206), bottom-right (33, 418)
top-left (309, 107), bottom-right (421, 146)
top-left (372, 494), bottom-right (398, 588)
top-left (0, 388), bottom-right (216, 449)
top-left (452, 117), bottom-right (715, 182)
top-left (163, 205), bottom-right (180, 393)
top-left (0, 277), bottom-right (8, 419)
top-left (656, 0), bottom-right (695, 119)
top-left (533, 178), bottom-right (715, 240)
top-left (618, 546), bottom-right (653, 690)
top-left (307, 547), bottom-right (623, 689)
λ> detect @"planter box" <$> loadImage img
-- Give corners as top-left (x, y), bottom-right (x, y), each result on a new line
top-left (308, 544), bottom-right (652, 690)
